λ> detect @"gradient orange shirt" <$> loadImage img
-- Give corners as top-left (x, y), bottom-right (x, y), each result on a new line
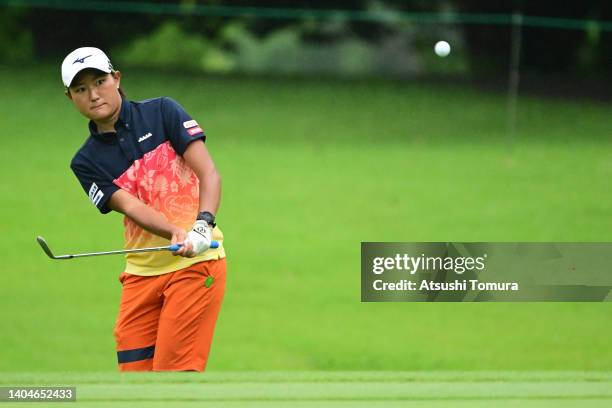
top-left (71, 97), bottom-right (225, 276)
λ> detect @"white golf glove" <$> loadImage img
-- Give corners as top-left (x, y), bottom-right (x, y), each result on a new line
top-left (185, 220), bottom-right (213, 256)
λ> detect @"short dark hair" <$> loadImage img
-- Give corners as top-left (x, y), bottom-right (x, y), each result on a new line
top-left (111, 70), bottom-right (126, 98)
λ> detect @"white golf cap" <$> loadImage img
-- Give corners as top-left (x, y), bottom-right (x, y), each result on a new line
top-left (61, 47), bottom-right (114, 88)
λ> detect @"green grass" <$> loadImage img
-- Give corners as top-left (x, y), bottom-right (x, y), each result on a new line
top-left (0, 371), bottom-right (611, 407)
top-left (0, 65), bottom-right (611, 374)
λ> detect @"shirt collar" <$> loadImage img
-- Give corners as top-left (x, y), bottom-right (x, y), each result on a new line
top-left (88, 97), bottom-right (132, 140)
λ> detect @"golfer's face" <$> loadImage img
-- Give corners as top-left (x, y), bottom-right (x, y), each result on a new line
top-left (68, 70), bottom-right (121, 121)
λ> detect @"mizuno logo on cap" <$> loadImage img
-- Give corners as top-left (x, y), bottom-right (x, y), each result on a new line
top-left (73, 55), bottom-right (93, 64)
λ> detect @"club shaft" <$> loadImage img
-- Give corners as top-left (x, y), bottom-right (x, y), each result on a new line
top-left (63, 246), bottom-right (173, 258)
top-left (38, 235), bottom-right (220, 260)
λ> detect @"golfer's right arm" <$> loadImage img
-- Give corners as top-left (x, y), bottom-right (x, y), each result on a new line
top-left (108, 189), bottom-right (188, 250)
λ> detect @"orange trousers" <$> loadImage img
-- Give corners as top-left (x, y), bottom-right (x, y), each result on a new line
top-left (114, 258), bottom-right (226, 371)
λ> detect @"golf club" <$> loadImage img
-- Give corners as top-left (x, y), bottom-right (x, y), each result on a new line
top-left (36, 236), bottom-right (219, 260)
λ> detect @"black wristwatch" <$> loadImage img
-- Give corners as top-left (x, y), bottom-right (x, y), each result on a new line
top-left (197, 211), bottom-right (216, 227)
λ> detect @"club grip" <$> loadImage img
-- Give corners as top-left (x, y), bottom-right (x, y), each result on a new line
top-left (169, 241), bottom-right (219, 251)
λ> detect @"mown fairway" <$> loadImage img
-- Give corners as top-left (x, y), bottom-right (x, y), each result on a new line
top-left (0, 371), bottom-right (611, 407)
top-left (0, 66), bottom-right (610, 376)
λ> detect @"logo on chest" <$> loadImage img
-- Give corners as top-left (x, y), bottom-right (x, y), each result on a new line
top-left (138, 132), bottom-right (153, 143)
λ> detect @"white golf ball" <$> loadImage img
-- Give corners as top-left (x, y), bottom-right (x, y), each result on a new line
top-left (434, 41), bottom-right (451, 57)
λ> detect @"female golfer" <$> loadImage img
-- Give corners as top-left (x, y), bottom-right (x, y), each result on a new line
top-left (61, 47), bottom-right (226, 372)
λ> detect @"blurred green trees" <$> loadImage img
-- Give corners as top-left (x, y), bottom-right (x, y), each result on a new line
top-left (0, 0), bottom-right (610, 77)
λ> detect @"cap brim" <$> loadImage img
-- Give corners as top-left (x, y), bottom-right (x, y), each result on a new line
top-left (67, 67), bottom-right (112, 88)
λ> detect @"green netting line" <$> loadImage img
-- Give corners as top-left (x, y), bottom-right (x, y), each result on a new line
top-left (4, 0), bottom-right (612, 31)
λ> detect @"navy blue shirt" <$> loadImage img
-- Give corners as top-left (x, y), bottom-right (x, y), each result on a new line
top-left (70, 97), bottom-right (205, 214)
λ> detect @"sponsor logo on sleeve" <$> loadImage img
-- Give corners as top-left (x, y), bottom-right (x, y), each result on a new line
top-left (88, 182), bottom-right (104, 207)
top-left (187, 126), bottom-right (203, 136)
top-left (183, 120), bottom-right (198, 129)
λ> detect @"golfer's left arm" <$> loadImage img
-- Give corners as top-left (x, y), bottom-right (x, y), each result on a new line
top-left (183, 140), bottom-right (221, 216)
